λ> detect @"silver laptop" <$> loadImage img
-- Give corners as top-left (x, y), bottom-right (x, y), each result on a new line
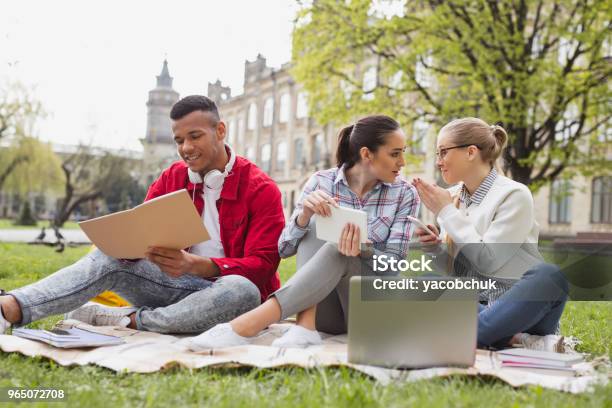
top-left (348, 276), bottom-right (478, 369)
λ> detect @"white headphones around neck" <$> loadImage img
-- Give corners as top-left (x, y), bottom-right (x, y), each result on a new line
top-left (187, 144), bottom-right (236, 190)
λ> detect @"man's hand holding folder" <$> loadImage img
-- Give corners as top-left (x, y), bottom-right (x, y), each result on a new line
top-left (144, 246), bottom-right (220, 278)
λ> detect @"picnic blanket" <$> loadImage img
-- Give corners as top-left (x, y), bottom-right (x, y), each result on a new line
top-left (0, 320), bottom-right (607, 394)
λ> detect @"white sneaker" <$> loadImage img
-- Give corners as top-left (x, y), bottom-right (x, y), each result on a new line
top-left (189, 323), bottom-right (252, 351)
top-left (515, 333), bottom-right (565, 353)
top-left (64, 302), bottom-right (137, 327)
top-left (271, 325), bottom-right (322, 348)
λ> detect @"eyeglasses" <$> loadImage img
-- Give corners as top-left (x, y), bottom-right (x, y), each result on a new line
top-left (435, 144), bottom-right (480, 159)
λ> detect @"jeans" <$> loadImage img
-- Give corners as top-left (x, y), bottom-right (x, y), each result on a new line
top-left (477, 262), bottom-right (568, 348)
top-left (273, 222), bottom-right (374, 334)
top-left (8, 249), bottom-right (261, 334)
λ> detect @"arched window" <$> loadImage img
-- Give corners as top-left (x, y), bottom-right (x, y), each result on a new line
top-left (263, 97), bottom-right (274, 127)
top-left (549, 180), bottom-right (572, 224)
top-left (276, 141), bottom-right (287, 171)
top-left (296, 92), bottom-right (308, 119)
top-left (279, 93), bottom-right (290, 123)
top-left (591, 177), bottom-right (612, 223)
top-left (260, 143), bottom-right (271, 173)
top-left (293, 138), bottom-right (304, 169)
top-left (247, 103), bottom-right (257, 130)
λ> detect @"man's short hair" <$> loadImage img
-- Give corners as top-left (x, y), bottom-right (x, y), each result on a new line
top-left (170, 95), bottom-right (220, 123)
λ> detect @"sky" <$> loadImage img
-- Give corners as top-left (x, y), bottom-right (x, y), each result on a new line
top-left (0, 0), bottom-right (299, 152)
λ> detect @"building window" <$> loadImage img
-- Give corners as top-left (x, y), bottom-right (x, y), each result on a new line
top-left (276, 141), bottom-right (287, 172)
top-left (293, 138), bottom-right (304, 169)
top-left (260, 143), bottom-right (271, 173)
top-left (591, 177), bottom-right (612, 223)
top-left (415, 54), bottom-right (433, 87)
top-left (555, 105), bottom-right (578, 144)
top-left (340, 79), bottom-right (353, 102)
top-left (549, 180), bottom-right (572, 224)
top-left (227, 120), bottom-right (235, 145)
top-left (263, 97), bottom-right (274, 127)
top-left (246, 146), bottom-right (255, 163)
top-left (282, 192), bottom-right (288, 209)
top-left (296, 92), bottom-right (308, 119)
top-left (247, 103), bottom-right (257, 130)
top-left (412, 119), bottom-right (429, 154)
top-left (279, 93), bottom-right (290, 123)
top-left (362, 66), bottom-right (377, 100)
top-left (389, 70), bottom-right (403, 95)
top-left (312, 133), bottom-right (324, 165)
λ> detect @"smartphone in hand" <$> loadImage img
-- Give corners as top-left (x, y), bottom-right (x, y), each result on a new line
top-left (407, 216), bottom-right (438, 237)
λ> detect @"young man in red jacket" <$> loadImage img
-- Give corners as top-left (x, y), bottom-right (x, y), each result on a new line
top-left (0, 95), bottom-right (285, 334)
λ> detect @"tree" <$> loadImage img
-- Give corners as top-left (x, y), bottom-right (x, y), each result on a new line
top-left (0, 82), bottom-right (45, 192)
top-left (292, 0), bottom-right (611, 189)
top-left (53, 145), bottom-right (135, 228)
top-left (3, 136), bottom-right (63, 198)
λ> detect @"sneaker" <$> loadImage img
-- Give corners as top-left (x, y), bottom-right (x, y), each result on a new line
top-left (515, 333), bottom-right (565, 353)
top-left (188, 323), bottom-right (252, 351)
top-left (271, 324), bottom-right (322, 348)
top-left (64, 301), bottom-right (137, 327)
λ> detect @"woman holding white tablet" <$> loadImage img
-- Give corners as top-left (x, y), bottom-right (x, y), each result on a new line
top-left (412, 117), bottom-right (569, 352)
top-left (190, 115), bottom-right (420, 349)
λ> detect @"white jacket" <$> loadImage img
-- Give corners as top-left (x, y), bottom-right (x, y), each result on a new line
top-left (436, 175), bottom-right (543, 280)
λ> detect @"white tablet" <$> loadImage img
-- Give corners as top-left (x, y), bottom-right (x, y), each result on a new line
top-left (315, 206), bottom-right (368, 244)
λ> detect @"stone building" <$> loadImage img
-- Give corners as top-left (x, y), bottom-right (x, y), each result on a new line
top-left (209, 54), bottom-right (337, 218)
top-left (143, 57), bottom-right (611, 236)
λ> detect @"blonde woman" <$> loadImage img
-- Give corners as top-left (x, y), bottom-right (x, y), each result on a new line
top-left (412, 118), bottom-right (569, 352)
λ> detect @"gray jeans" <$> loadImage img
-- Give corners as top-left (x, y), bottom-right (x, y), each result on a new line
top-left (273, 224), bottom-right (373, 335)
top-left (9, 249), bottom-right (261, 333)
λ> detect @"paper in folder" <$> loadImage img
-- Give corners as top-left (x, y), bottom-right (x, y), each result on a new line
top-left (78, 189), bottom-right (210, 259)
top-left (12, 327), bottom-right (125, 348)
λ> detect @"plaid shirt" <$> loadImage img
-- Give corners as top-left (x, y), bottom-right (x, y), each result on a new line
top-left (279, 166), bottom-right (420, 263)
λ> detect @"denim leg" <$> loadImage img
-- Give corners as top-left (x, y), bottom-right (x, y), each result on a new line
top-left (136, 274), bottom-right (261, 334)
top-left (8, 249), bottom-right (235, 330)
top-left (477, 263), bottom-right (568, 348)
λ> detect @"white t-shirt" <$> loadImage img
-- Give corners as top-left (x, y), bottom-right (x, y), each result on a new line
top-left (189, 185), bottom-right (225, 258)
top-left (189, 151), bottom-right (235, 258)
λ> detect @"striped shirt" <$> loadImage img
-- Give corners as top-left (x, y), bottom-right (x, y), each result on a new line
top-left (453, 168), bottom-right (514, 303)
top-left (278, 166), bottom-right (420, 263)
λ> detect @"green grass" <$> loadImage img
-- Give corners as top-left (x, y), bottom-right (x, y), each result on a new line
top-left (0, 243), bottom-right (610, 407)
top-left (0, 218), bottom-right (80, 230)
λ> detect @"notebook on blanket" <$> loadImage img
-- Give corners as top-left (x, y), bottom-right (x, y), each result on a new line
top-left (497, 348), bottom-right (584, 377)
top-left (12, 327), bottom-right (124, 348)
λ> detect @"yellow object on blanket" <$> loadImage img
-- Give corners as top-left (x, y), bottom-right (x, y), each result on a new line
top-left (88, 246), bottom-right (131, 307)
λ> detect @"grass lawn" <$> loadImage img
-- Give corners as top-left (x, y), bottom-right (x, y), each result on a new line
top-left (0, 243), bottom-right (610, 407)
top-left (0, 219), bottom-right (80, 230)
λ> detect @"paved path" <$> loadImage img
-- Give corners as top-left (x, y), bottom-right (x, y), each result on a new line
top-left (0, 229), bottom-right (90, 244)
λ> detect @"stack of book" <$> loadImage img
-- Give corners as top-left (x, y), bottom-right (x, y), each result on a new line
top-left (13, 327), bottom-right (125, 348)
top-left (497, 348), bottom-right (584, 377)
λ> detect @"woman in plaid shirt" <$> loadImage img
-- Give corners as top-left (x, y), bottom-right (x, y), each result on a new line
top-left (190, 115), bottom-right (420, 350)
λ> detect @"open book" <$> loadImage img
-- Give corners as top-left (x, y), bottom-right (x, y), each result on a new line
top-left (79, 189), bottom-right (210, 259)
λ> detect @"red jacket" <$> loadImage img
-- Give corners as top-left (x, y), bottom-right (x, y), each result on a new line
top-left (144, 156), bottom-right (285, 301)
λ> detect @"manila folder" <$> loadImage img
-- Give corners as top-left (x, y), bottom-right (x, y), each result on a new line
top-left (78, 189), bottom-right (209, 259)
